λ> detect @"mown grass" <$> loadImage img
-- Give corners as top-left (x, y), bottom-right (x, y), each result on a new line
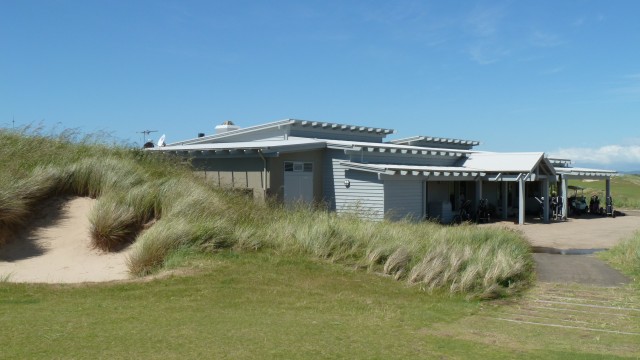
top-left (569, 176), bottom-right (640, 210)
top-left (0, 127), bottom-right (534, 297)
top-left (0, 252), bottom-right (632, 359)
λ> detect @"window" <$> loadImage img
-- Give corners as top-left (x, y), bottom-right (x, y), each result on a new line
top-left (284, 161), bottom-right (313, 172)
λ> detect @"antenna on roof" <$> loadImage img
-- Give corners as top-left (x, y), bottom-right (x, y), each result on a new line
top-left (137, 129), bottom-right (157, 144)
top-left (157, 134), bottom-right (166, 147)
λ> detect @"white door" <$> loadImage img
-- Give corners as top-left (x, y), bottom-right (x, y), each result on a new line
top-left (284, 161), bottom-right (313, 205)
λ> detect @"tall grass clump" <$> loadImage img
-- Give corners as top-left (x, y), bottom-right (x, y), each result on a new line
top-left (249, 205), bottom-right (533, 297)
top-left (89, 196), bottom-right (140, 251)
top-left (599, 231), bottom-right (640, 281)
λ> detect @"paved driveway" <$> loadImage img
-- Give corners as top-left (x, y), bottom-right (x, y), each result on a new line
top-left (488, 210), bottom-right (640, 250)
top-left (485, 211), bottom-right (639, 285)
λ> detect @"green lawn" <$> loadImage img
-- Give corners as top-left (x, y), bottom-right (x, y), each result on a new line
top-left (570, 175), bottom-right (640, 209)
top-left (1, 252), bottom-right (636, 359)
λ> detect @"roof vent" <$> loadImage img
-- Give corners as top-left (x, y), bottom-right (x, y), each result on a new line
top-left (215, 120), bottom-right (240, 134)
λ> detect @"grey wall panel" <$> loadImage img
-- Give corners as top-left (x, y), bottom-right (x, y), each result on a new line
top-left (384, 180), bottom-right (424, 221)
top-left (335, 169), bottom-right (385, 220)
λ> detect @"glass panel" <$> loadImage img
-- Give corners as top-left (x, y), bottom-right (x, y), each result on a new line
top-left (284, 162), bottom-right (293, 172)
top-left (303, 163), bottom-right (313, 172)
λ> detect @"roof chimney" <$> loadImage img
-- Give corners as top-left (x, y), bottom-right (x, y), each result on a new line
top-left (215, 120), bottom-right (240, 134)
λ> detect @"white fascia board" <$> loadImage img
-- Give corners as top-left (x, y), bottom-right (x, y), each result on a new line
top-left (169, 119), bottom-right (295, 146)
top-left (153, 138), bottom-right (326, 156)
top-left (328, 140), bottom-right (473, 156)
top-left (291, 119), bottom-right (395, 135)
top-left (389, 135), bottom-right (480, 146)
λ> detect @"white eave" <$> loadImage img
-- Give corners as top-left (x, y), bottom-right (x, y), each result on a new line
top-left (340, 162), bottom-right (486, 177)
top-left (327, 140), bottom-right (470, 157)
top-left (149, 138), bottom-right (326, 156)
top-left (293, 119), bottom-right (394, 135)
top-left (389, 135), bottom-right (480, 147)
top-left (555, 167), bottom-right (618, 177)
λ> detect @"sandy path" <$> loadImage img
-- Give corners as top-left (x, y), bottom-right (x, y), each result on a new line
top-left (0, 197), bottom-right (135, 283)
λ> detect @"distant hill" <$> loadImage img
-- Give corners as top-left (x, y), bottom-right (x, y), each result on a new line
top-left (621, 171), bottom-right (640, 175)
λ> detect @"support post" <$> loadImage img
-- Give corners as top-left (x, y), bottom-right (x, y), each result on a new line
top-left (561, 176), bottom-right (568, 219)
top-left (501, 181), bottom-right (508, 219)
top-left (475, 180), bottom-right (482, 211)
top-left (543, 178), bottom-right (549, 223)
top-left (606, 177), bottom-right (611, 200)
top-left (518, 178), bottom-right (525, 225)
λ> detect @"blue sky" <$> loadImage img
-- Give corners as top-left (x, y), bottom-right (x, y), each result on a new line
top-left (2, 1), bottom-right (640, 170)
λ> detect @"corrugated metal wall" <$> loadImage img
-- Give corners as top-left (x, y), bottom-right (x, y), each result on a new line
top-left (384, 180), bottom-right (424, 221)
top-left (323, 150), bottom-right (385, 219)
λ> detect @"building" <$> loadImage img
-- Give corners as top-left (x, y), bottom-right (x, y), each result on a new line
top-left (150, 119), bottom-right (617, 224)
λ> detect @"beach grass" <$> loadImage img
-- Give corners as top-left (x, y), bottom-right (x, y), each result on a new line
top-left (0, 127), bottom-right (534, 297)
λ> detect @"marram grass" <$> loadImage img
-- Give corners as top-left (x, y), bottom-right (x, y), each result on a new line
top-left (0, 128), bottom-right (534, 297)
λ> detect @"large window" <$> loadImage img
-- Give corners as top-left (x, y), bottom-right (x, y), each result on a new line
top-left (284, 161), bottom-right (313, 172)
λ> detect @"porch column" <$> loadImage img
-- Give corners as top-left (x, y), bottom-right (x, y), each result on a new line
top-left (561, 176), bottom-right (568, 219)
top-left (475, 179), bottom-right (483, 210)
top-left (501, 181), bottom-right (508, 219)
top-left (518, 177), bottom-right (525, 225)
top-left (542, 178), bottom-right (550, 223)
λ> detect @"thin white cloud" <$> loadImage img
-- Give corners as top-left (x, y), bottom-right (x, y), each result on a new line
top-left (540, 66), bottom-right (564, 75)
top-left (571, 17), bottom-right (586, 27)
top-left (530, 30), bottom-right (564, 47)
top-left (468, 42), bottom-right (510, 65)
top-left (551, 145), bottom-right (640, 165)
top-left (467, 5), bottom-right (506, 37)
top-left (464, 4), bottom-right (510, 65)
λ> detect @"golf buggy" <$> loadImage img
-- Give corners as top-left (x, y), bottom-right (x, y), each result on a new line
top-left (568, 185), bottom-right (588, 215)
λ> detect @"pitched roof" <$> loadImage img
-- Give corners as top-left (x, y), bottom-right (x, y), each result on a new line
top-left (171, 119), bottom-right (395, 146)
top-left (462, 152), bottom-right (548, 173)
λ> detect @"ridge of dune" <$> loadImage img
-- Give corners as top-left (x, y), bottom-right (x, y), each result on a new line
top-left (0, 197), bottom-right (134, 283)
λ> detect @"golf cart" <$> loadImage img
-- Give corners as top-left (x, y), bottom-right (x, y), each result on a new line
top-left (568, 185), bottom-right (588, 215)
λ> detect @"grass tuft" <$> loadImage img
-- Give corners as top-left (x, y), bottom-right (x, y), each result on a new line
top-left (89, 196), bottom-right (140, 251)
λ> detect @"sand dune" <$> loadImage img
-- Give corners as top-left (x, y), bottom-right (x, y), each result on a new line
top-left (0, 197), bottom-right (134, 283)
